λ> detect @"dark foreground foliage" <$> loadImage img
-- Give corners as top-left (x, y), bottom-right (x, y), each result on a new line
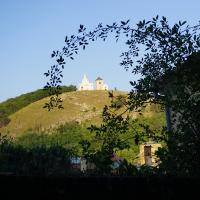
top-left (44, 16), bottom-right (200, 177)
top-left (0, 175), bottom-right (199, 200)
top-left (0, 134), bottom-right (74, 176)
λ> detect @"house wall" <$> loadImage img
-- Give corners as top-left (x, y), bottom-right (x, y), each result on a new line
top-left (140, 143), bottom-right (162, 166)
top-left (96, 80), bottom-right (108, 90)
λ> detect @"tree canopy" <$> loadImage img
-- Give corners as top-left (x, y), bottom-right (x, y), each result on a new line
top-left (44, 16), bottom-right (200, 176)
top-left (45, 16), bottom-right (200, 110)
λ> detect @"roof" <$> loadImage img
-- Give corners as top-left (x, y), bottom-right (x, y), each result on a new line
top-left (96, 77), bottom-right (103, 81)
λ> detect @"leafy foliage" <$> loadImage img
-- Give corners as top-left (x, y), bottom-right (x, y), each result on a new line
top-left (45, 16), bottom-right (200, 110)
top-left (78, 93), bottom-right (163, 174)
top-left (111, 94), bottom-right (127, 109)
top-left (17, 122), bottom-right (87, 155)
top-left (80, 104), bottom-right (130, 173)
top-left (0, 134), bottom-right (73, 176)
top-left (44, 16), bottom-right (200, 176)
top-left (156, 53), bottom-right (200, 176)
top-left (0, 110), bottom-right (10, 128)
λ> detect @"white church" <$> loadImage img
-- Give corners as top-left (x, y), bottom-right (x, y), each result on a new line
top-left (78, 74), bottom-right (108, 91)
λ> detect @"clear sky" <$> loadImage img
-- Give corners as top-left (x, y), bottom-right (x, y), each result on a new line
top-left (0, 0), bottom-right (200, 102)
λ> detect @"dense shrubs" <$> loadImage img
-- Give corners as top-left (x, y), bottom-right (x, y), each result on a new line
top-left (0, 111), bottom-right (10, 128)
top-left (111, 95), bottom-right (126, 109)
top-left (16, 122), bottom-right (86, 158)
top-left (0, 122), bottom-right (89, 175)
top-left (0, 134), bottom-right (73, 176)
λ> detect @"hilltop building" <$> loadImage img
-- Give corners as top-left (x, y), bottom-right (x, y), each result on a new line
top-left (95, 77), bottom-right (108, 90)
top-left (78, 74), bottom-right (108, 91)
top-left (79, 74), bottom-right (94, 91)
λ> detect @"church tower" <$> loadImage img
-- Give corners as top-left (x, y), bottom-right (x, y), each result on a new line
top-left (95, 77), bottom-right (108, 90)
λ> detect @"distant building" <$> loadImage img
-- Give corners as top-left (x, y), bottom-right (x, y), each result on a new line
top-left (79, 74), bottom-right (94, 91)
top-left (70, 157), bottom-right (81, 170)
top-left (139, 142), bottom-right (162, 167)
top-left (95, 77), bottom-right (108, 90)
top-left (70, 156), bottom-right (95, 172)
top-left (78, 74), bottom-right (108, 91)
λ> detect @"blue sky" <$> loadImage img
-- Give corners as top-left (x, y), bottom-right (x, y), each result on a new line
top-left (0, 0), bottom-right (200, 102)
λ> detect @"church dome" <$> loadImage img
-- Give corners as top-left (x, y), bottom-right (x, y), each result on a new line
top-left (96, 77), bottom-right (103, 81)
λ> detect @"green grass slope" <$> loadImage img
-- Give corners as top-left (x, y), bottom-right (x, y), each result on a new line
top-left (1, 91), bottom-right (123, 136)
top-left (1, 90), bottom-right (165, 137)
top-left (0, 85), bottom-right (76, 117)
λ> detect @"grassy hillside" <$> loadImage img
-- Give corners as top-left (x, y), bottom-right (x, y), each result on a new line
top-left (0, 85), bottom-right (76, 128)
top-left (0, 90), bottom-right (165, 137)
top-left (0, 85), bottom-right (76, 117)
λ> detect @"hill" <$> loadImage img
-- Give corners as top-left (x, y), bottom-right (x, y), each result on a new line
top-left (0, 85), bottom-right (76, 128)
top-left (0, 90), bottom-right (165, 137)
top-left (0, 85), bottom-right (76, 117)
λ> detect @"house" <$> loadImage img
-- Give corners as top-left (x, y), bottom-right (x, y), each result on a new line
top-left (70, 157), bottom-right (95, 172)
top-left (139, 142), bottom-right (162, 167)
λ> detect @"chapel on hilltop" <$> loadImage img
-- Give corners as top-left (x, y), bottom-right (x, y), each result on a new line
top-left (78, 74), bottom-right (108, 91)
top-left (78, 74), bottom-right (94, 90)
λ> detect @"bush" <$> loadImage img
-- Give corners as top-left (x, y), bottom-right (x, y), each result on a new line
top-left (0, 134), bottom-right (73, 176)
top-left (17, 122), bottom-right (86, 155)
top-left (0, 111), bottom-right (10, 128)
top-left (111, 95), bottom-right (126, 109)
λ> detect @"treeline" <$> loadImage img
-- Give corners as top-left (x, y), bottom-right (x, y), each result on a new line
top-left (0, 121), bottom-right (141, 176)
top-left (0, 122), bottom-right (84, 175)
top-left (17, 122), bottom-right (86, 154)
top-left (0, 135), bottom-right (73, 176)
top-left (0, 85), bottom-right (77, 127)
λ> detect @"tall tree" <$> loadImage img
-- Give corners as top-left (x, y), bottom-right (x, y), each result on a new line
top-left (44, 16), bottom-right (200, 175)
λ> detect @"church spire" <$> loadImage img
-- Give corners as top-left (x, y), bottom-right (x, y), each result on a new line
top-left (78, 74), bottom-right (93, 90)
